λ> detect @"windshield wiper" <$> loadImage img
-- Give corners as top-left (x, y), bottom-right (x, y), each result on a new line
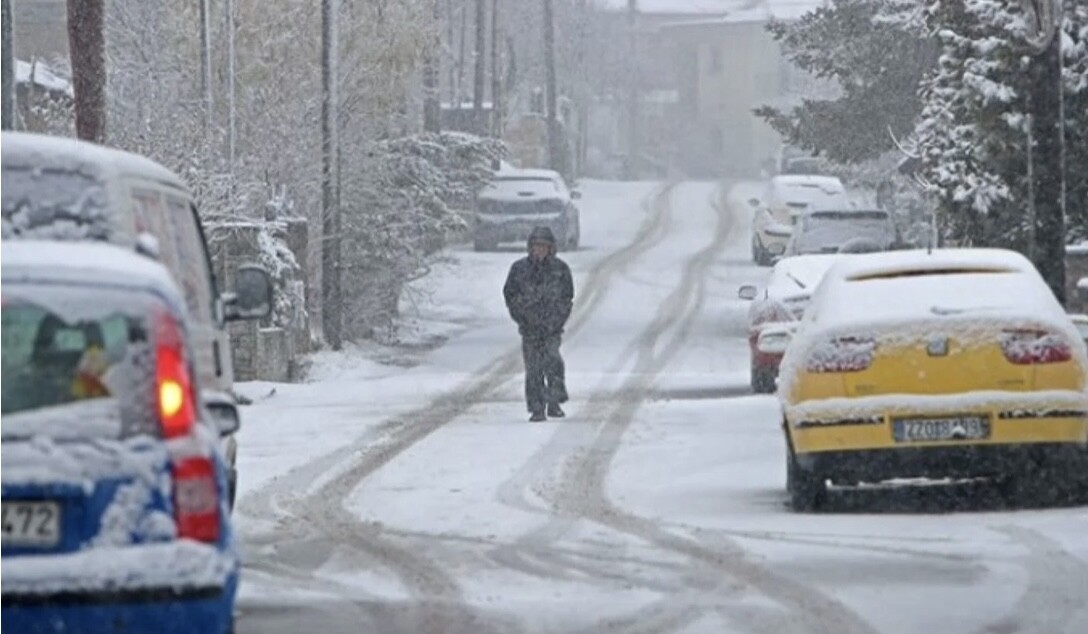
top-left (786, 272), bottom-right (807, 289)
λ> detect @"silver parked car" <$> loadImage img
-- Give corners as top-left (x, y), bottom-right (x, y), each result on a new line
top-left (474, 168), bottom-right (581, 252)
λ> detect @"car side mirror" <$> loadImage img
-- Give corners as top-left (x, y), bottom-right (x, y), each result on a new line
top-left (738, 285), bottom-right (759, 301)
top-left (571, 190), bottom-right (582, 200)
top-left (202, 390), bottom-right (241, 437)
top-left (224, 265), bottom-right (273, 321)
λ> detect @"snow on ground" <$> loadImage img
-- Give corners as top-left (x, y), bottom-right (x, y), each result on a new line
top-left (235, 179), bottom-right (1088, 634)
top-left (232, 179), bottom-right (660, 500)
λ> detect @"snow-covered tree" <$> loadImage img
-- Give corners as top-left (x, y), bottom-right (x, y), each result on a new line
top-left (755, 0), bottom-right (937, 163)
top-left (913, 0), bottom-right (1088, 250)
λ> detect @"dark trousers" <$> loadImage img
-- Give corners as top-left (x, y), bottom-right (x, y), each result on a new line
top-left (522, 334), bottom-right (567, 413)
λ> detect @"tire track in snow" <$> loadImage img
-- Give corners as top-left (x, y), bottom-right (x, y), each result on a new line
top-left (977, 525), bottom-right (1088, 634)
top-left (506, 182), bottom-right (878, 634)
top-left (238, 182), bottom-right (678, 631)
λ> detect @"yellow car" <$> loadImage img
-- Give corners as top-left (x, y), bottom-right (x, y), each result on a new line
top-left (777, 249), bottom-right (1088, 510)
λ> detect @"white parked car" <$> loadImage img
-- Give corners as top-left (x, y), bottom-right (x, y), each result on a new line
top-left (749, 175), bottom-right (851, 266)
top-left (783, 208), bottom-right (899, 257)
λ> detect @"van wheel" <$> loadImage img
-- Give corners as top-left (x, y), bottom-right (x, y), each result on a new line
top-left (787, 443), bottom-right (825, 512)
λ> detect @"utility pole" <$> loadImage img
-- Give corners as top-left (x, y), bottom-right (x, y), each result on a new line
top-left (575, 0), bottom-right (590, 177)
top-left (226, 0), bottom-right (237, 173)
top-left (423, 0), bottom-right (441, 132)
top-left (1024, 0), bottom-right (1065, 302)
top-left (457, 3), bottom-right (467, 108)
top-left (543, 0), bottom-right (562, 174)
top-left (624, 0), bottom-right (639, 181)
top-left (2, 0), bottom-right (14, 130)
top-left (199, 0), bottom-right (213, 135)
top-left (66, 0), bottom-right (107, 142)
top-left (490, 0), bottom-right (502, 138)
top-left (473, 0), bottom-right (486, 134)
top-left (321, 0), bottom-right (343, 350)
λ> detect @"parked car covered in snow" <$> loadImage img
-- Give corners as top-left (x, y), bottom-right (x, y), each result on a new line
top-left (1, 241), bottom-right (240, 633)
top-left (738, 254), bottom-right (842, 393)
top-left (2, 131), bottom-right (274, 509)
top-left (474, 168), bottom-right (581, 251)
top-left (777, 249), bottom-right (1088, 511)
top-left (783, 208), bottom-right (899, 257)
top-left (749, 175), bottom-right (850, 266)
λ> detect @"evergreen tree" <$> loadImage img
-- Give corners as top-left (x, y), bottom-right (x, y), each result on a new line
top-left (755, 0), bottom-right (936, 163)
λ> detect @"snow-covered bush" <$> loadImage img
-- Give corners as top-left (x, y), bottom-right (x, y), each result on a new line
top-left (340, 131), bottom-right (504, 341)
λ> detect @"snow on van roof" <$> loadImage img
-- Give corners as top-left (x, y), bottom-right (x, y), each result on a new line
top-left (2, 132), bottom-right (185, 189)
top-left (2, 240), bottom-right (184, 306)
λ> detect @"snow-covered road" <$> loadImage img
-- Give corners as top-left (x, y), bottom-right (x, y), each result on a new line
top-left (232, 181), bottom-right (1088, 634)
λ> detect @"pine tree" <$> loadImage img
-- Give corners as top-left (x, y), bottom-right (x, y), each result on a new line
top-left (755, 0), bottom-right (936, 163)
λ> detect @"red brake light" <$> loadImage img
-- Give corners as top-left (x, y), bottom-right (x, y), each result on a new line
top-left (1000, 329), bottom-right (1072, 365)
top-left (172, 457), bottom-right (221, 543)
top-left (155, 310), bottom-right (195, 438)
top-left (806, 336), bottom-right (875, 373)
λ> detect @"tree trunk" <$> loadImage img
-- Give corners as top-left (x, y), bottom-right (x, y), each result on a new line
top-left (473, 0), bottom-right (486, 134)
top-left (624, 0), bottom-right (639, 181)
top-left (67, 0), bottom-right (107, 142)
top-left (321, 0), bottom-right (343, 350)
top-left (1030, 29), bottom-right (1066, 303)
top-left (457, 3), bottom-right (467, 107)
top-left (199, 0), bottom-right (213, 134)
top-left (2, 0), bottom-right (14, 130)
top-left (490, 0), bottom-right (501, 138)
top-left (226, 0), bottom-right (237, 171)
top-left (543, 0), bottom-right (562, 175)
top-left (423, 0), bottom-right (441, 132)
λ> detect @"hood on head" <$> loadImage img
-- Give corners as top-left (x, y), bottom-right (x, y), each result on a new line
top-left (527, 226), bottom-right (557, 255)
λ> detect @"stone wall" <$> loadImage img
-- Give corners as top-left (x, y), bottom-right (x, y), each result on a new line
top-left (1066, 246), bottom-right (1088, 313)
top-left (209, 218), bottom-right (310, 382)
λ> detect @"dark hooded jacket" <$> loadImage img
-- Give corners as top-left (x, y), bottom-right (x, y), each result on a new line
top-left (503, 227), bottom-right (574, 338)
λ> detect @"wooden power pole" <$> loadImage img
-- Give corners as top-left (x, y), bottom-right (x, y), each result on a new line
top-left (321, 0), bottom-right (343, 349)
top-left (543, 0), bottom-right (562, 174)
top-left (67, 0), bottom-right (107, 142)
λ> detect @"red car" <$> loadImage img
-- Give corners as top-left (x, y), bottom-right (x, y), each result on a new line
top-left (738, 254), bottom-right (842, 393)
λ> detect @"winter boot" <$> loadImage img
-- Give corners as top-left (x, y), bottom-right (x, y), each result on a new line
top-left (529, 410), bottom-right (546, 422)
top-left (546, 403), bottom-right (565, 418)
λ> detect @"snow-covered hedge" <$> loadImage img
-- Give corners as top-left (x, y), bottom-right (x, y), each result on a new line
top-left (340, 132), bottom-right (504, 341)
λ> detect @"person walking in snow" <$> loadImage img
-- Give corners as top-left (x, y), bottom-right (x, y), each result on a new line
top-left (503, 226), bottom-right (574, 422)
